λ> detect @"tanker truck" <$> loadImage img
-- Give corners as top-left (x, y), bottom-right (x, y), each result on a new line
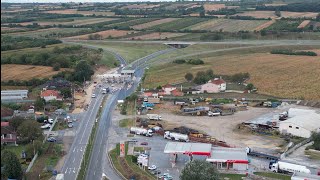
top-left (130, 127), bottom-right (153, 137)
top-left (164, 131), bottom-right (189, 142)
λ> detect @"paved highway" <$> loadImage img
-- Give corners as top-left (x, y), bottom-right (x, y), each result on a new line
top-left (85, 48), bottom-right (176, 180)
top-left (65, 39), bottom-right (320, 46)
top-left (61, 87), bottom-right (104, 180)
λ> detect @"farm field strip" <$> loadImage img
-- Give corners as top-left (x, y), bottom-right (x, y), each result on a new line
top-left (254, 20), bottom-right (276, 31)
top-left (65, 29), bottom-right (135, 40)
top-left (1, 64), bottom-right (70, 81)
top-left (297, 20), bottom-right (311, 29)
top-left (233, 11), bottom-right (277, 19)
top-left (147, 17), bottom-right (210, 31)
top-left (131, 18), bottom-right (180, 30)
top-left (105, 18), bottom-right (160, 28)
top-left (8, 18), bottom-right (118, 26)
top-left (123, 32), bottom-right (188, 40)
top-left (5, 28), bottom-right (92, 38)
top-left (43, 9), bottom-right (115, 16)
top-left (281, 11), bottom-right (318, 18)
top-left (188, 19), bottom-right (268, 32)
top-left (203, 4), bottom-right (226, 11)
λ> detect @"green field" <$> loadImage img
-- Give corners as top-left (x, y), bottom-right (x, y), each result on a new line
top-left (187, 19), bottom-right (268, 32)
top-left (220, 173), bottom-right (246, 180)
top-left (147, 17), bottom-right (210, 31)
top-left (106, 18), bottom-right (160, 28)
top-left (77, 41), bottom-right (168, 63)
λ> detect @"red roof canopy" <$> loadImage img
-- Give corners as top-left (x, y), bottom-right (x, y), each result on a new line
top-left (211, 78), bottom-right (226, 85)
top-left (41, 90), bottom-right (60, 97)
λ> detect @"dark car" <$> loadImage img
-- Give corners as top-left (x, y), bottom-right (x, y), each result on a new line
top-left (140, 142), bottom-right (148, 146)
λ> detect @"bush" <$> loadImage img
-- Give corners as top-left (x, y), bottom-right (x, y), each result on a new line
top-left (187, 59), bottom-right (204, 65)
top-left (173, 59), bottom-right (186, 64)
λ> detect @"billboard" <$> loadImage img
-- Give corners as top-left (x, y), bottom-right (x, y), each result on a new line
top-left (120, 141), bottom-right (125, 157)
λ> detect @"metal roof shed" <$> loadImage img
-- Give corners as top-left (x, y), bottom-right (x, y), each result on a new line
top-left (206, 147), bottom-right (248, 163)
top-left (164, 142), bottom-right (212, 156)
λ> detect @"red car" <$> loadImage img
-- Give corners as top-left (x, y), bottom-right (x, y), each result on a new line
top-left (140, 142), bottom-right (148, 146)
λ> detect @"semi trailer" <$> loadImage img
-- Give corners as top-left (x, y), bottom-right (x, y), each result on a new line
top-left (147, 114), bottom-right (162, 120)
top-left (164, 131), bottom-right (189, 142)
top-left (269, 160), bottom-right (316, 175)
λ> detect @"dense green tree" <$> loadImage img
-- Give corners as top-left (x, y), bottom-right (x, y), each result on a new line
top-left (1, 150), bottom-right (23, 180)
top-left (53, 63), bottom-right (61, 71)
top-left (73, 60), bottom-right (94, 82)
top-left (17, 120), bottom-right (43, 143)
top-left (34, 97), bottom-right (46, 111)
top-left (180, 160), bottom-right (220, 180)
top-left (60, 87), bottom-right (72, 98)
top-left (311, 132), bottom-right (320, 150)
top-left (185, 72), bottom-right (194, 82)
top-left (206, 69), bottom-right (214, 79)
top-left (9, 117), bottom-right (25, 132)
top-left (246, 83), bottom-right (255, 91)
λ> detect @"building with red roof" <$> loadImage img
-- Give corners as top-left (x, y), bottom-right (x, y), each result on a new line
top-left (40, 90), bottom-right (63, 102)
top-left (1, 122), bottom-right (17, 145)
top-left (200, 78), bottom-right (226, 93)
top-left (162, 84), bottom-right (177, 95)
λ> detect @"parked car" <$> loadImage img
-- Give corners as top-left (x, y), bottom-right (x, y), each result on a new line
top-left (41, 124), bottom-right (51, 129)
top-left (91, 94), bottom-right (96, 98)
top-left (151, 170), bottom-right (161, 175)
top-left (128, 139), bottom-right (138, 143)
top-left (68, 123), bottom-right (73, 128)
top-left (146, 107), bottom-right (153, 110)
top-left (47, 137), bottom-right (56, 142)
top-left (148, 165), bottom-right (157, 171)
top-left (44, 118), bottom-right (54, 124)
top-left (140, 142), bottom-right (148, 146)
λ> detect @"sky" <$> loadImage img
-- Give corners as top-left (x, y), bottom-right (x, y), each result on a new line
top-left (2, 0), bottom-right (176, 3)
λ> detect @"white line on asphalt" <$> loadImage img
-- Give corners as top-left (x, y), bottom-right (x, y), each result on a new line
top-left (73, 147), bottom-right (76, 152)
top-left (80, 147), bottom-right (83, 152)
top-left (73, 158), bottom-right (76, 163)
top-left (65, 168), bottom-right (68, 174)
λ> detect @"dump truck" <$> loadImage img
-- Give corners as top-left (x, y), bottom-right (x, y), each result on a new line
top-left (130, 127), bottom-right (153, 137)
top-left (147, 114), bottom-right (162, 120)
top-left (164, 131), bottom-right (189, 142)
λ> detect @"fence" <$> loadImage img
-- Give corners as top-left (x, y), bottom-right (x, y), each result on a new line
top-left (281, 138), bottom-right (312, 159)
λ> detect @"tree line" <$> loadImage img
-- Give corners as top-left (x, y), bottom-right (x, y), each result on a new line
top-left (271, 49), bottom-right (317, 56)
top-left (173, 59), bottom-right (204, 65)
top-left (1, 36), bottom-right (62, 51)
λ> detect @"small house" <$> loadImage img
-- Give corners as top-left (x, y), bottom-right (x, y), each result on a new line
top-left (162, 84), bottom-right (177, 95)
top-left (200, 78), bottom-right (226, 93)
top-left (40, 90), bottom-right (63, 102)
top-left (1, 122), bottom-right (17, 145)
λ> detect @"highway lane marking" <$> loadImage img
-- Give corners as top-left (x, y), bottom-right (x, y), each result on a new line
top-left (80, 147), bottom-right (83, 152)
top-left (73, 147), bottom-right (76, 152)
top-left (73, 157), bottom-right (76, 163)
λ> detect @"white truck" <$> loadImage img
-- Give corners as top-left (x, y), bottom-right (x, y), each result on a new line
top-left (147, 114), bottom-right (162, 121)
top-left (130, 127), bottom-right (153, 137)
top-left (56, 174), bottom-right (64, 180)
top-left (208, 111), bottom-right (220, 116)
top-left (270, 161), bottom-right (312, 174)
top-left (164, 131), bottom-right (189, 142)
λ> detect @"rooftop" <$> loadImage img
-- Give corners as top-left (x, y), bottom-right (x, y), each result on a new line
top-left (164, 142), bottom-right (212, 156)
top-left (280, 108), bottom-right (320, 131)
top-left (41, 90), bottom-right (60, 97)
top-left (1, 90), bottom-right (28, 94)
top-left (1, 122), bottom-right (9, 127)
top-left (206, 147), bottom-right (248, 162)
top-left (209, 78), bottom-right (226, 85)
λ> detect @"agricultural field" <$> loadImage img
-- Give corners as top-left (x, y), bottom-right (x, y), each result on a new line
top-left (12, 17), bottom-right (118, 26)
top-left (105, 18), bottom-right (159, 28)
top-left (187, 19), bottom-right (268, 32)
top-left (203, 4), bottom-right (226, 12)
top-left (131, 18), bottom-right (180, 30)
top-left (254, 20), bottom-right (276, 31)
top-left (6, 28), bottom-right (93, 38)
top-left (297, 20), bottom-right (311, 29)
top-left (147, 17), bottom-right (210, 31)
top-left (1, 64), bottom-right (70, 81)
top-left (280, 11), bottom-right (318, 19)
top-left (233, 11), bottom-right (277, 19)
top-left (265, 20), bottom-right (302, 31)
top-left (66, 30), bottom-right (135, 40)
top-left (123, 32), bottom-right (187, 40)
top-left (144, 45), bottom-right (320, 100)
top-left (43, 9), bottom-right (115, 16)
top-left (120, 4), bottom-right (160, 9)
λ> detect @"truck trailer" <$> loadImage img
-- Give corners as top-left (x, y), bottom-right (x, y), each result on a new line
top-left (130, 127), bottom-right (153, 137)
top-left (269, 160), bottom-right (314, 174)
top-left (164, 131), bottom-right (189, 142)
top-left (147, 114), bottom-right (162, 120)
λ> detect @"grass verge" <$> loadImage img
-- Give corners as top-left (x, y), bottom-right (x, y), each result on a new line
top-left (77, 95), bottom-right (107, 180)
top-left (220, 173), bottom-right (246, 180)
top-left (305, 149), bottom-right (320, 160)
top-left (254, 172), bottom-right (291, 180)
top-left (119, 118), bottom-right (134, 128)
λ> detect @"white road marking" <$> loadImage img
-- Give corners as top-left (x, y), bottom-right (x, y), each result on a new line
top-left (73, 158), bottom-right (76, 163)
top-left (80, 147), bottom-right (83, 152)
top-left (65, 168), bottom-right (68, 174)
top-left (73, 147), bottom-right (76, 152)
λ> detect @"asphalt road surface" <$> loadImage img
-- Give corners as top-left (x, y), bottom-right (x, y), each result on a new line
top-left (61, 87), bottom-right (104, 180)
top-left (85, 48), bottom-right (176, 180)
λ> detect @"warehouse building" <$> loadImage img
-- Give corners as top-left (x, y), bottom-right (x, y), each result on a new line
top-left (279, 108), bottom-right (320, 138)
top-left (206, 147), bottom-right (249, 171)
top-left (1, 90), bottom-right (28, 100)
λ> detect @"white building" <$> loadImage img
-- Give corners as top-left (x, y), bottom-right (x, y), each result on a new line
top-left (1, 90), bottom-right (28, 100)
top-left (206, 147), bottom-right (249, 171)
top-left (279, 108), bottom-right (320, 138)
